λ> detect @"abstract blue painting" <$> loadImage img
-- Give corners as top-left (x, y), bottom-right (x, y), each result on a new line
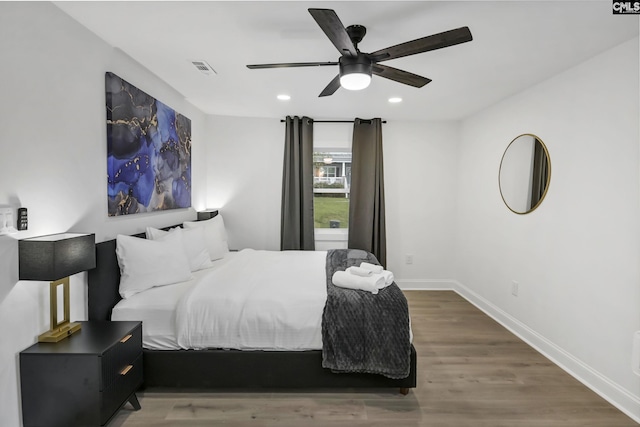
top-left (106, 72), bottom-right (191, 216)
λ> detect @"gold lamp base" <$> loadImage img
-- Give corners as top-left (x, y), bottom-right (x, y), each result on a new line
top-left (38, 322), bottom-right (82, 343)
top-left (38, 277), bottom-right (82, 343)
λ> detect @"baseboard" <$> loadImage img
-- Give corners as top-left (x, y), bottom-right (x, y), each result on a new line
top-left (395, 279), bottom-right (456, 291)
top-left (450, 280), bottom-right (640, 424)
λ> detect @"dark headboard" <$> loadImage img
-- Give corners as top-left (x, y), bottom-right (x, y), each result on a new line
top-left (88, 227), bottom-right (177, 321)
top-left (88, 238), bottom-right (122, 321)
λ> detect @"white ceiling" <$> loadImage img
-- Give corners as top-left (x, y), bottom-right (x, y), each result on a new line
top-left (54, 1), bottom-right (638, 121)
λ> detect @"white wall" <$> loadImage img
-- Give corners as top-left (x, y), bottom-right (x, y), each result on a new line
top-left (455, 37), bottom-right (640, 420)
top-left (204, 115), bottom-right (283, 251)
top-left (384, 121), bottom-right (459, 285)
top-left (0, 3), bottom-right (207, 426)
top-left (205, 117), bottom-right (460, 282)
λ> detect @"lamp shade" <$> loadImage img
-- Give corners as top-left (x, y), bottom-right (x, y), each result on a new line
top-left (197, 209), bottom-right (219, 221)
top-left (19, 233), bottom-right (96, 281)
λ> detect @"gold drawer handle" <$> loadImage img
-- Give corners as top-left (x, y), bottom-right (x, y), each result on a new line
top-left (120, 365), bottom-right (133, 376)
top-left (120, 334), bottom-right (132, 343)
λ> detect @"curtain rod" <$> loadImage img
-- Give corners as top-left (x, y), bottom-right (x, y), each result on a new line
top-left (280, 119), bottom-right (387, 123)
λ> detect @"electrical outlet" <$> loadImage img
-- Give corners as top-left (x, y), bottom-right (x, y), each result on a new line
top-left (405, 254), bottom-right (413, 265)
top-left (511, 281), bottom-right (519, 296)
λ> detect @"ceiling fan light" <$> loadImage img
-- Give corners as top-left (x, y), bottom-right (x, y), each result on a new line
top-left (339, 54), bottom-right (372, 91)
top-left (340, 73), bottom-right (371, 91)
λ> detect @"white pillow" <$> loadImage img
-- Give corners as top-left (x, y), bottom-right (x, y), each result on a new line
top-left (146, 226), bottom-right (213, 272)
top-left (116, 232), bottom-right (192, 299)
top-left (183, 214), bottom-right (229, 261)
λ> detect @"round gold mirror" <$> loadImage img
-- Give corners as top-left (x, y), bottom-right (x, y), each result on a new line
top-left (499, 134), bottom-right (551, 214)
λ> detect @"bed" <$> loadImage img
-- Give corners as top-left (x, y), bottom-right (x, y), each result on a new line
top-left (87, 218), bottom-right (417, 393)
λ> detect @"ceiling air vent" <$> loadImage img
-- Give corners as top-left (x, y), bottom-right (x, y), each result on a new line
top-left (191, 60), bottom-right (216, 76)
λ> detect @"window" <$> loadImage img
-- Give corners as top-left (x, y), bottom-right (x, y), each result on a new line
top-left (324, 166), bottom-right (338, 178)
top-left (313, 150), bottom-right (352, 229)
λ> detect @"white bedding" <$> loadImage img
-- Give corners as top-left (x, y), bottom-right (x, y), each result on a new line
top-left (112, 249), bottom-right (328, 351)
top-left (113, 248), bottom-right (411, 351)
top-left (111, 254), bottom-right (237, 350)
top-left (176, 249), bottom-right (327, 350)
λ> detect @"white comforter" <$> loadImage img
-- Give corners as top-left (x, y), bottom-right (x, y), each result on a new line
top-left (175, 249), bottom-right (328, 350)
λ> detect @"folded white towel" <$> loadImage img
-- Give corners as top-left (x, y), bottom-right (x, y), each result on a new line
top-left (379, 270), bottom-right (395, 287)
top-left (359, 262), bottom-right (383, 274)
top-left (332, 271), bottom-right (383, 294)
top-left (346, 266), bottom-right (372, 277)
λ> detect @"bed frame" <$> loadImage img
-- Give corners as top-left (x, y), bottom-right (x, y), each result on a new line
top-left (87, 229), bottom-right (417, 393)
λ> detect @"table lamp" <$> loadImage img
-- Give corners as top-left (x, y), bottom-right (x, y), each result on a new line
top-left (19, 233), bottom-right (96, 342)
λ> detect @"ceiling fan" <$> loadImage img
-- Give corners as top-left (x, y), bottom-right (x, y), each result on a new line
top-left (247, 8), bottom-right (472, 97)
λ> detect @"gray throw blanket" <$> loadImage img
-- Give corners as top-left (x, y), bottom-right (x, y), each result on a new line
top-left (322, 249), bottom-right (411, 379)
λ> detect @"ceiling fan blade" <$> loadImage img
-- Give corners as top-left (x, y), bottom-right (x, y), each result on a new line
top-left (370, 27), bottom-right (472, 62)
top-left (372, 64), bottom-right (431, 88)
top-left (247, 62), bottom-right (338, 69)
top-left (308, 9), bottom-right (358, 57)
top-left (319, 75), bottom-right (341, 97)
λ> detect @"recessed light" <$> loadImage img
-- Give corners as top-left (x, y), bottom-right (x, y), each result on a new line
top-left (388, 97), bottom-right (402, 103)
top-left (277, 94), bottom-right (291, 101)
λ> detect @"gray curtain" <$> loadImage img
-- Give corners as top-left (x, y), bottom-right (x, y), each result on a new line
top-left (281, 116), bottom-right (315, 250)
top-left (348, 118), bottom-right (386, 266)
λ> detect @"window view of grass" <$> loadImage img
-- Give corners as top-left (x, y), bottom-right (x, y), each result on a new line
top-left (314, 195), bottom-right (349, 228)
top-left (313, 150), bottom-right (351, 229)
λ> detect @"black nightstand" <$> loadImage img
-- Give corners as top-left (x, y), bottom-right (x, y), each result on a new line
top-left (20, 321), bottom-right (143, 427)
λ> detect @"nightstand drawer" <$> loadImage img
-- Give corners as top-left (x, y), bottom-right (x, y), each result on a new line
top-left (101, 323), bottom-right (142, 390)
top-left (21, 321), bottom-right (143, 427)
top-left (101, 354), bottom-right (143, 425)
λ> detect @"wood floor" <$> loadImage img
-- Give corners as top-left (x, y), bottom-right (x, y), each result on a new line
top-left (110, 291), bottom-right (638, 427)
